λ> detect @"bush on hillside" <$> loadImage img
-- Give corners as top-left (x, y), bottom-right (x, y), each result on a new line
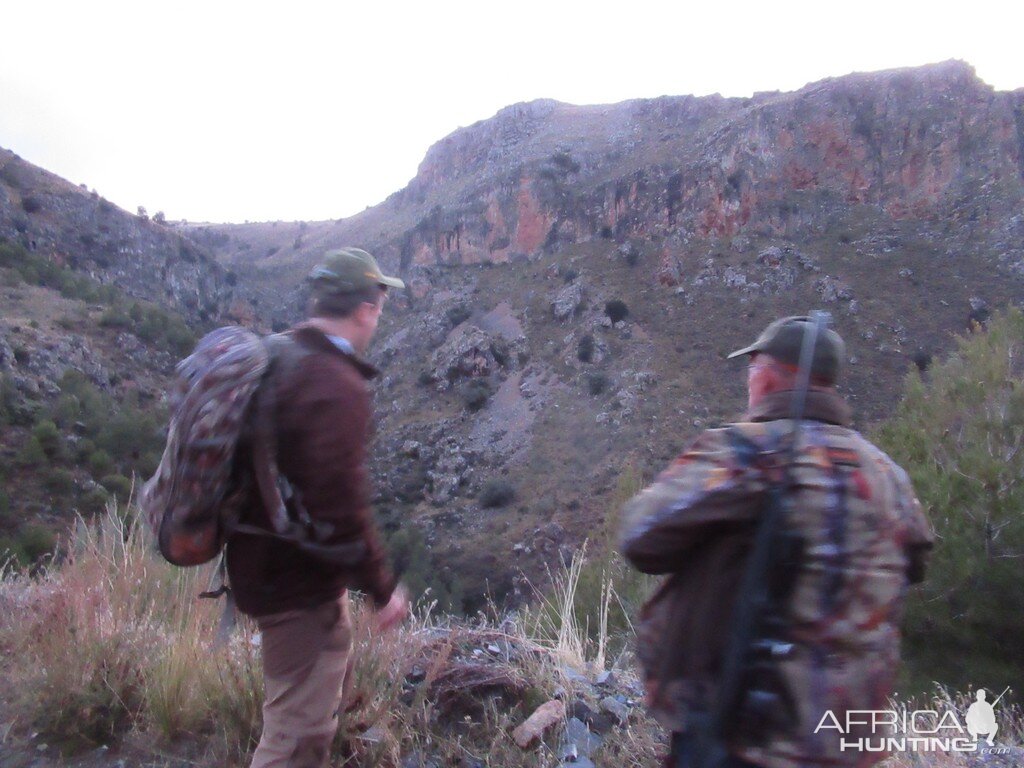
top-left (460, 379), bottom-right (492, 412)
top-left (586, 372), bottom-right (609, 396)
top-left (446, 304), bottom-right (471, 328)
top-left (17, 524), bottom-right (56, 564)
top-left (17, 436), bottom-right (47, 468)
top-left (577, 334), bottom-right (595, 363)
top-left (0, 374), bottom-right (23, 426)
top-left (479, 479), bottom-right (515, 508)
top-left (876, 308), bottom-right (1024, 694)
top-left (605, 299), bottom-right (629, 323)
top-left (32, 419), bottom-right (64, 459)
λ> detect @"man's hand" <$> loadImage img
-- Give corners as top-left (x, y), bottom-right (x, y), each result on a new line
top-left (373, 584), bottom-right (409, 632)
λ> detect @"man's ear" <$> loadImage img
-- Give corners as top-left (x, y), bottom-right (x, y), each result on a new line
top-left (355, 300), bottom-right (377, 323)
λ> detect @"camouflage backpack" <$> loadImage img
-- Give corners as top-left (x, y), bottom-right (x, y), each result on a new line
top-left (146, 325), bottom-right (374, 567)
top-left (139, 326), bottom-right (290, 565)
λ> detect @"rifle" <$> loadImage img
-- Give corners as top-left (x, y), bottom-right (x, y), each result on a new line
top-left (684, 311), bottom-right (831, 768)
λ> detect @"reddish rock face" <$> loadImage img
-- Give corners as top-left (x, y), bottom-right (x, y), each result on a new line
top-left (512, 181), bottom-right (551, 255)
top-left (290, 61), bottom-right (1023, 288)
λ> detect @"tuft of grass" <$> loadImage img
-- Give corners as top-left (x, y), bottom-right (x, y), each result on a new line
top-left (0, 502), bottom-right (664, 765)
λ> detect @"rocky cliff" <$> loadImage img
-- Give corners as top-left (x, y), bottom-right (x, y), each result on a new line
top-left (192, 61), bottom-right (1024, 607)
top-left (6, 61), bottom-right (1024, 611)
top-left (391, 61), bottom-right (1024, 258)
top-left (208, 60), bottom-right (1023, 315)
top-left (0, 147), bottom-right (232, 323)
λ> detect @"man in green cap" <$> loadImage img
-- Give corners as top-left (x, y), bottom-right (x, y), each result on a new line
top-left (620, 316), bottom-right (933, 768)
top-left (227, 247), bottom-right (409, 768)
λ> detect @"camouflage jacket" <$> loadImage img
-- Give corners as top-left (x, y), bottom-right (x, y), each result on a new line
top-left (620, 389), bottom-right (933, 768)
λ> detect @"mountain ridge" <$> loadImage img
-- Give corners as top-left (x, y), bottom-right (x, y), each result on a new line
top-left (202, 59), bottom-right (1023, 329)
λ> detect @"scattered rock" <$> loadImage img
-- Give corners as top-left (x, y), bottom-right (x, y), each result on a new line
top-left (600, 695), bottom-right (630, 725)
top-left (551, 282), bottom-right (585, 320)
top-left (512, 699), bottom-right (566, 749)
top-left (560, 717), bottom-right (603, 760)
top-left (814, 275), bottom-right (854, 303)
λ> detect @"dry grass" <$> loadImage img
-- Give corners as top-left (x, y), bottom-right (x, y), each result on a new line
top-left (4, 504), bottom-right (1013, 767)
top-left (0, 505), bottom-right (664, 766)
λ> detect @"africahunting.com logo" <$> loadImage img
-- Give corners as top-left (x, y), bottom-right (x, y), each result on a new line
top-left (814, 687), bottom-right (1011, 754)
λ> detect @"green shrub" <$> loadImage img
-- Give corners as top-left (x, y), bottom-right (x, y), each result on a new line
top-left (586, 372), bottom-right (609, 396)
top-left (18, 524), bottom-right (56, 563)
top-left (479, 479), bottom-right (515, 508)
top-left (17, 435), bottom-right (47, 467)
top-left (0, 373), bottom-right (21, 426)
top-left (460, 379), bottom-right (492, 412)
top-left (75, 438), bottom-right (97, 463)
top-left (44, 468), bottom-right (75, 495)
top-left (87, 449), bottom-right (114, 478)
top-left (446, 304), bottom-right (471, 328)
top-left (31, 419), bottom-right (64, 459)
top-left (100, 474), bottom-right (133, 501)
top-left (875, 308), bottom-right (1024, 694)
top-left (53, 393), bottom-right (81, 427)
top-left (0, 239), bottom-right (27, 268)
top-left (0, 536), bottom-right (26, 567)
top-left (99, 307), bottom-right (132, 329)
top-left (81, 487), bottom-right (111, 515)
top-left (605, 299), bottom-right (629, 323)
top-left (0, 489), bottom-right (11, 526)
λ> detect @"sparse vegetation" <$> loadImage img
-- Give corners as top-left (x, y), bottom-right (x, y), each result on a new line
top-left (577, 334), bottom-right (595, 363)
top-left (585, 371), bottom-right (609, 396)
top-left (446, 303), bottom-right (472, 327)
top-left (0, 507), bottom-right (665, 765)
top-left (460, 378), bottom-right (492, 412)
top-left (604, 299), bottom-right (629, 323)
top-left (479, 479), bottom-right (515, 508)
top-left (0, 239), bottom-right (196, 355)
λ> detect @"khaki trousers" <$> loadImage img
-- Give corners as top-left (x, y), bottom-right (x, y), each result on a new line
top-left (250, 593), bottom-right (352, 768)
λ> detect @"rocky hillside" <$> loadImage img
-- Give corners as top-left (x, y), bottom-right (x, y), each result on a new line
top-left (3, 61), bottom-right (1023, 609)
top-left (0, 150), bottom-right (245, 565)
top-left (203, 60), bottom-right (1022, 321)
top-left (194, 61), bottom-right (1024, 608)
top-left (0, 147), bottom-right (233, 323)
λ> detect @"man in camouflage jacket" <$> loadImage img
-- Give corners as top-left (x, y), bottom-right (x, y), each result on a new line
top-left (620, 317), bottom-right (933, 768)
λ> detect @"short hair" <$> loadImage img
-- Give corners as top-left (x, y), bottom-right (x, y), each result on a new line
top-left (309, 284), bottom-right (383, 319)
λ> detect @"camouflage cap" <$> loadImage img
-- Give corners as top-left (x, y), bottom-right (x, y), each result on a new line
top-left (309, 247), bottom-right (405, 294)
top-left (727, 315), bottom-right (845, 383)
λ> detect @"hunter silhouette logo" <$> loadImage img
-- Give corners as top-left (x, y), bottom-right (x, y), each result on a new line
top-left (965, 687), bottom-right (1008, 746)
top-left (814, 686), bottom-right (1011, 754)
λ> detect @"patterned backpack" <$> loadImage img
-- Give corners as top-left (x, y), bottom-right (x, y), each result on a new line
top-left (139, 326), bottom-right (292, 565)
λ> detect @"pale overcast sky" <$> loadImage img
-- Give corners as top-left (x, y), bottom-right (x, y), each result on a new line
top-left (1, 1), bottom-right (1020, 224)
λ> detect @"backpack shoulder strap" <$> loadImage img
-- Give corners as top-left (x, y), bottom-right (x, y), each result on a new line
top-left (231, 332), bottom-right (367, 566)
top-left (245, 333), bottom-right (306, 534)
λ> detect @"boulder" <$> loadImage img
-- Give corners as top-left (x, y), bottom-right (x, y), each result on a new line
top-left (512, 699), bottom-right (565, 749)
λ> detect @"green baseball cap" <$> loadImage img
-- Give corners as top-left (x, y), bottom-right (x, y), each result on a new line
top-left (309, 247), bottom-right (405, 294)
top-left (727, 315), bottom-right (845, 383)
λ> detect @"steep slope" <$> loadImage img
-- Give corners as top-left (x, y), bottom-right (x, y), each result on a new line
top-left (204, 60), bottom-right (1023, 319)
top-left (195, 61), bottom-right (1024, 608)
top-left (0, 147), bottom-right (233, 322)
top-left (0, 151), bottom-right (242, 565)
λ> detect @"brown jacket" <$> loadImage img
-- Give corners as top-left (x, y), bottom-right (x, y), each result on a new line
top-left (226, 323), bottom-right (396, 617)
top-left (620, 390), bottom-right (933, 768)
